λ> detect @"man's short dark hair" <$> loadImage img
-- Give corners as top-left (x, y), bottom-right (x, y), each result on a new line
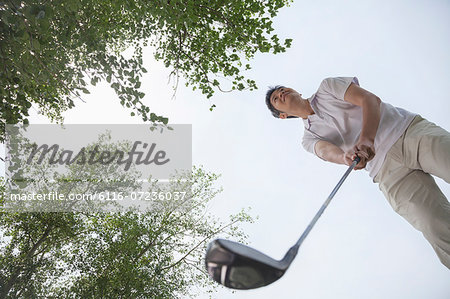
top-left (265, 85), bottom-right (298, 119)
top-left (265, 85), bottom-right (284, 118)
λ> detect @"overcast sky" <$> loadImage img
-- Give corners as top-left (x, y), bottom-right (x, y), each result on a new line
top-left (22, 0), bottom-right (450, 298)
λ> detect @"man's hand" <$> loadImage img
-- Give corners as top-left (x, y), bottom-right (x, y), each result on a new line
top-left (343, 138), bottom-right (375, 170)
top-left (354, 137), bottom-right (375, 161)
top-left (343, 151), bottom-right (367, 170)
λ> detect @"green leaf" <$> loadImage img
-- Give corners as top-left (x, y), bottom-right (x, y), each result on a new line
top-left (32, 39), bottom-right (41, 50)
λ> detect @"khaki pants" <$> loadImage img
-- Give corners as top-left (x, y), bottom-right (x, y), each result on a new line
top-left (374, 115), bottom-right (450, 269)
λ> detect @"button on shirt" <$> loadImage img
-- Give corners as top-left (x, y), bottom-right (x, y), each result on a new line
top-left (302, 77), bottom-right (416, 178)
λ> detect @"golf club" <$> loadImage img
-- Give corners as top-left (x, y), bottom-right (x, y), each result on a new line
top-left (205, 157), bottom-right (360, 290)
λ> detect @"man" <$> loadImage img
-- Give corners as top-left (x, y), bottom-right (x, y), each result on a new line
top-left (265, 77), bottom-right (450, 269)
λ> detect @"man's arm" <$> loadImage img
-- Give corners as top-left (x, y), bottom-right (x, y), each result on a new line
top-left (343, 83), bottom-right (381, 163)
top-left (314, 140), bottom-right (367, 170)
top-left (314, 82), bottom-right (380, 170)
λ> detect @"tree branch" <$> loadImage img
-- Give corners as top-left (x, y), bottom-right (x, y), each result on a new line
top-left (0, 224), bottom-right (53, 299)
top-left (160, 218), bottom-right (241, 272)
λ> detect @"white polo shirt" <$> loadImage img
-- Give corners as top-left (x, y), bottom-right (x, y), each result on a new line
top-left (302, 77), bottom-right (416, 178)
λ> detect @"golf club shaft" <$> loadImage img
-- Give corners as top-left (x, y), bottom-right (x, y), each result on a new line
top-left (294, 157), bottom-right (360, 248)
top-left (281, 158), bottom-right (360, 265)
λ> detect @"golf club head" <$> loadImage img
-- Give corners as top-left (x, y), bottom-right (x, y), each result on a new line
top-left (205, 239), bottom-right (287, 290)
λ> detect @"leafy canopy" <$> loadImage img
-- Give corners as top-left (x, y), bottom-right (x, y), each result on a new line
top-left (0, 0), bottom-right (292, 141)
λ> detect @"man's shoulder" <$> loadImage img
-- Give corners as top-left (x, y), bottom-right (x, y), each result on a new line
top-left (315, 77), bottom-right (359, 100)
top-left (319, 76), bottom-right (359, 87)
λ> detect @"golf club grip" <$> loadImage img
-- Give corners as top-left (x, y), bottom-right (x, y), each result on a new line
top-left (293, 157), bottom-right (360, 248)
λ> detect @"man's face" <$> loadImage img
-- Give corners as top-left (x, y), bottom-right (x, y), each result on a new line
top-left (270, 87), bottom-right (302, 118)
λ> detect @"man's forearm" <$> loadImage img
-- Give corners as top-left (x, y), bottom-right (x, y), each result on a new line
top-left (360, 95), bottom-right (381, 142)
top-left (314, 140), bottom-right (346, 165)
top-left (343, 83), bottom-right (381, 144)
top-left (315, 140), bottom-right (367, 170)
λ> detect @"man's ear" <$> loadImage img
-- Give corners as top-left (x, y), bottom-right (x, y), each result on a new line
top-left (279, 113), bottom-right (288, 119)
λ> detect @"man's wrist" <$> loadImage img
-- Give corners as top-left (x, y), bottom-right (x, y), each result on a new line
top-left (358, 135), bottom-right (375, 144)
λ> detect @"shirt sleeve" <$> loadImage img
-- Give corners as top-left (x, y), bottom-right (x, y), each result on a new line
top-left (302, 130), bottom-right (320, 156)
top-left (320, 77), bottom-right (359, 101)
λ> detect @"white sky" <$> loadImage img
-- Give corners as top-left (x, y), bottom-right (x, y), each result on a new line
top-left (23, 0), bottom-right (450, 298)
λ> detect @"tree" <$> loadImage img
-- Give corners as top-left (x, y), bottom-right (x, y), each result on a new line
top-left (0, 168), bottom-right (254, 298)
top-left (0, 0), bottom-right (293, 141)
top-left (0, 128), bottom-right (254, 298)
